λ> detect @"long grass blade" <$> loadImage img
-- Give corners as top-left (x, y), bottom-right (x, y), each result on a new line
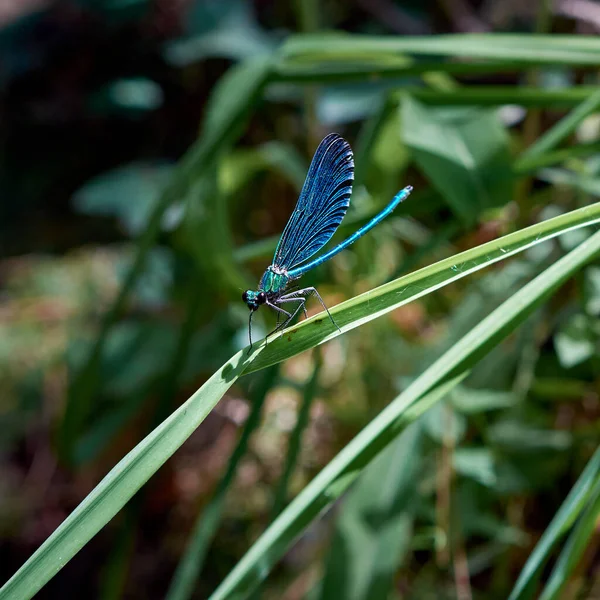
top-left (0, 349), bottom-right (259, 600)
top-left (519, 88), bottom-right (600, 163)
top-left (60, 57), bottom-right (274, 461)
top-left (245, 202), bottom-right (600, 373)
top-left (209, 228), bottom-right (600, 600)
top-left (538, 475), bottom-right (600, 600)
top-left (2, 204), bottom-right (599, 600)
top-left (319, 421), bottom-right (426, 600)
top-left (166, 366), bottom-right (280, 600)
top-left (275, 34), bottom-right (600, 82)
top-left (508, 446), bottom-right (600, 600)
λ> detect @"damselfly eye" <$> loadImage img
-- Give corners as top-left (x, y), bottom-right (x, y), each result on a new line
top-left (257, 292), bottom-right (266, 304)
top-left (242, 291), bottom-right (249, 303)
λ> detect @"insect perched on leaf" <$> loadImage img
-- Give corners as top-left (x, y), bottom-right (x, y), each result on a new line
top-left (242, 133), bottom-right (413, 348)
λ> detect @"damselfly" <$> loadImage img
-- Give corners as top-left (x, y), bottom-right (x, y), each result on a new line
top-left (242, 133), bottom-right (412, 348)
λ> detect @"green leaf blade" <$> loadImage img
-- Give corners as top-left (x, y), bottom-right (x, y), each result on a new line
top-left (0, 350), bottom-right (254, 600)
top-left (245, 202), bottom-right (600, 374)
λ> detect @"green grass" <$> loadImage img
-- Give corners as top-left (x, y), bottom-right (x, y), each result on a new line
top-left (3, 29), bottom-right (600, 600)
top-left (2, 203), bottom-right (599, 600)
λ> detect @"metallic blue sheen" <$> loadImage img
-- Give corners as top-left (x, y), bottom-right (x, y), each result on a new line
top-left (273, 133), bottom-right (354, 270)
top-left (287, 185), bottom-right (413, 278)
top-left (242, 132), bottom-right (413, 348)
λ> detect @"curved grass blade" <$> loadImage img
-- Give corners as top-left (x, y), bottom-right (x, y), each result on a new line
top-left (2, 204), bottom-right (600, 600)
top-left (276, 34), bottom-right (600, 83)
top-left (508, 445), bottom-right (600, 600)
top-left (518, 88), bottom-right (600, 163)
top-left (319, 420), bottom-right (426, 600)
top-left (60, 56), bottom-right (274, 462)
top-left (245, 202), bottom-right (600, 374)
top-left (210, 228), bottom-right (600, 600)
top-left (0, 348), bottom-right (264, 600)
top-left (538, 475), bottom-right (600, 600)
top-left (402, 95), bottom-right (513, 224)
top-left (165, 366), bottom-right (279, 600)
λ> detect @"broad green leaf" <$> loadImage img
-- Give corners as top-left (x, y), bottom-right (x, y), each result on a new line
top-left (209, 229), bottom-right (600, 600)
top-left (454, 448), bottom-right (497, 487)
top-left (402, 96), bottom-right (513, 224)
top-left (554, 314), bottom-right (597, 368)
top-left (72, 162), bottom-right (175, 236)
top-left (422, 401), bottom-right (466, 444)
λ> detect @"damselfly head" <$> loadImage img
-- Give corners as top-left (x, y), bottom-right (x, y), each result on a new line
top-left (242, 290), bottom-right (266, 311)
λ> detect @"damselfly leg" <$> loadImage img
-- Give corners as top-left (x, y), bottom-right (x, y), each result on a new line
top-left (279, 287), bottom-right (341, 332)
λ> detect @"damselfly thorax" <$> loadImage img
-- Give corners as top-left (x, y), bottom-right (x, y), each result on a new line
top-left (260, 265), bottom-right (291, 295)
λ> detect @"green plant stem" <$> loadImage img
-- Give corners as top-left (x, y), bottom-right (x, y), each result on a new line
top-left (404, 86), bottom-right (600, 108)
top-left (539, 478), bottom-right (600, 600)
top-left (515, 142), bottom-right (600, 174)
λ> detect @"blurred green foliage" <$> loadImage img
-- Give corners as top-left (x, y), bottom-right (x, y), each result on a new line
top-left (1, 1), bottom-right (600, 600)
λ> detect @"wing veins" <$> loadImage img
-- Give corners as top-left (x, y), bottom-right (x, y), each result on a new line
top-left (272, 133), bottom-right (354, 271)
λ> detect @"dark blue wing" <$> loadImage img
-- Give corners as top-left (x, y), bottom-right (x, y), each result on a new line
top-left (273, 133), bottom-right (354, 270)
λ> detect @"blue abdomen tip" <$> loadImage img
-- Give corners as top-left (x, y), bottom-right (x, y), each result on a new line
top-left (396, 185), bottom-right (412, 200)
